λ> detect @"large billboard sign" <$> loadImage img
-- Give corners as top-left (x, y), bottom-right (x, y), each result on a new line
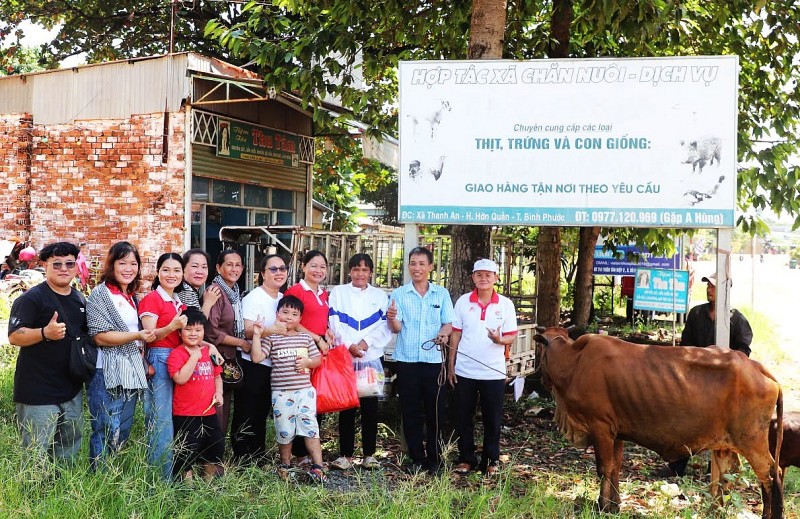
top-left (398, 57), bottom-right (738, 228)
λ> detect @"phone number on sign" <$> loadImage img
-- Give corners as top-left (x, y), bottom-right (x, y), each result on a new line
top-left (576, 210), bottom-right (659, 225)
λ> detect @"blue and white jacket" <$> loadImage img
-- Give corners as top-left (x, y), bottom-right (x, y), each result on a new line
top-left (328, 283), bottom-right (392, 363)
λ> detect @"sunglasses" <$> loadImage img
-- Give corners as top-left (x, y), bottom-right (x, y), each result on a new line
top-left (51, 261), bottom-right (77, 270)
top-left (266, 266), bottom-right (288, 273)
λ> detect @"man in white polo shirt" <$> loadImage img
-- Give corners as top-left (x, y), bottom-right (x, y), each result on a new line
top-left (447, 258), bottom-right (517, 476)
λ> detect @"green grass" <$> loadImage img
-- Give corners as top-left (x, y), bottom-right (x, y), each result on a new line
top-left (1, 333), bottom-right (799, 518)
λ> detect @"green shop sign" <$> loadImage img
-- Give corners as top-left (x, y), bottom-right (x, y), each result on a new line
top-left (217, 118), bottom-right (300, 168)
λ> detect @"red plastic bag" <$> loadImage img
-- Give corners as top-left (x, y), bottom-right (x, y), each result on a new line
top-left (311, 345), bottom-right (360, 414)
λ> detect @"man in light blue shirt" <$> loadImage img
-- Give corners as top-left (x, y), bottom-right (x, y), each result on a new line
top-left (387, 246), bottom-right (454, 473)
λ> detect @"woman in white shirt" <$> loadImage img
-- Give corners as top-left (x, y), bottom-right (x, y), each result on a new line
top-left (86, 241), bottom-right (155, 470)
top-left (328, 253), bottom-right (393, 470)
top-left (232, 254), bottom-right (288, 465)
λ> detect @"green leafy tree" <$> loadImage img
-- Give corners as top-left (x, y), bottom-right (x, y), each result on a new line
top-left (0, 0), bottom-right (243, 67)
top-left (1, 45), bottom-right (44, 75)
top-left (314, 135), bottom-right (393, 231)
top-left (207, 0), bottom-right (799, 322)
top-left (6, 0), bottom-right (798, 322)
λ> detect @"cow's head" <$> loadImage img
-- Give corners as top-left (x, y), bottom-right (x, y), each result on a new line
top-left (533, 326), bottom-right (574, 390)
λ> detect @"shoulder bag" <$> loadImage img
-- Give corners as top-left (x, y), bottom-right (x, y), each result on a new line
top-left (44, 286), bottom-right (98, 383)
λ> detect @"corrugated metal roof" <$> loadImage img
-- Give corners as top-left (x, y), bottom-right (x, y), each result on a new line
top-left (0, 53), bottom-right (282, 125)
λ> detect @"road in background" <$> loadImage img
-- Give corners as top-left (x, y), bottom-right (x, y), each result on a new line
top-left (693, 254), bottom-right (800, 409)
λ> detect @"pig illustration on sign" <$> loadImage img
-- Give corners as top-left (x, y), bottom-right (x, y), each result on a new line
top-left (680, 138), bottom-right (721, 173)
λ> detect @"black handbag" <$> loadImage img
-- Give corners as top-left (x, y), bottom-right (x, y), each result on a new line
top-left (220, 353), bottom-right (244, 389)
top-left (44, 286), bottom-right (98, 383)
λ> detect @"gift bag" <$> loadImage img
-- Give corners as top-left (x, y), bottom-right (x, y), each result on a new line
top-left (311, 345), bottom-right (359, 414)
top-left (354, 358), bottom-right (385, 398)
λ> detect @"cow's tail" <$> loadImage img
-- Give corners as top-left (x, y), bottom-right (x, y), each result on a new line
top-left (771, 386), bottom-right (784, 518)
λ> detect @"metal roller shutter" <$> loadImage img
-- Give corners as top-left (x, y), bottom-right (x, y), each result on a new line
top-left (191, 144), bottom-right (307, 192)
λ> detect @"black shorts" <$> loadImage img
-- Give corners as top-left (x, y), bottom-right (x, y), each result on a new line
top-left (173, 415), bottom-right (225, 476)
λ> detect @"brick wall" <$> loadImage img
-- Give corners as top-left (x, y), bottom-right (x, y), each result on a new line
top-left (0, 113), bottom-right (33, 241)
top-left (1, 111), bottom-right (187, 273)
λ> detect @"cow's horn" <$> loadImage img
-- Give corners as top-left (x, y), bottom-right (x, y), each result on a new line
top-left (534, 325), bottom-right (546, 333)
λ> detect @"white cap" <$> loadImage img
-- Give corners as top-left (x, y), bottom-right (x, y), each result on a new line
top-left (473, 258), bottom-right (499, 273)
top-left (701, 272), bottom-right (730, 287)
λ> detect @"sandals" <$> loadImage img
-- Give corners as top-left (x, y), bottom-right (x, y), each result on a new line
top-left (453, 462), bottom-right (472, 475)
top-left (330, 456), bottom-right (353, 470)
top-left (276, 463), bottom-right (293, 481)
top-left (307, 463), bottom-right (328, 483)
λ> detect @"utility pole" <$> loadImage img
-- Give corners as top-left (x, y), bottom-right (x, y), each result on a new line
top-left (169, 0), bottom-right (177, 54)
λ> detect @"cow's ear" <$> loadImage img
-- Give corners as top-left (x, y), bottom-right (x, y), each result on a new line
top-left (533, 334), bottom-right (548, 346)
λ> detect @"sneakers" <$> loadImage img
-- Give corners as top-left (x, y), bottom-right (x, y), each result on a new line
top-left (362, 456), bottom-right (381, 470)
top-left (330, 456), bottom-right (353, 470)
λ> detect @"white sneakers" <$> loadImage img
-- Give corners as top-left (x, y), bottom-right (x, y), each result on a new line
top-left (330, 456), bottom-right (353, 470)
top-left (361, 456), bottom-right (381, 470)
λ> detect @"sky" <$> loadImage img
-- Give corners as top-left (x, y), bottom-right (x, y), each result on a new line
top-left (3, 20), bottom-right (85, 68)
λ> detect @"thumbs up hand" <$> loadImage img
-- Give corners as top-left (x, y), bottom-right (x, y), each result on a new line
top-left (169, 310), bottom-right (188, 331)
top-left (487, 325), bottom-right (502, 345)
top-left (386, 299), bottom-right (398, 321)
top-left (43, 311), bottom-right (66, 341)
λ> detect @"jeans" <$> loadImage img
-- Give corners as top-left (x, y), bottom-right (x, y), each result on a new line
top-left (87, 368), bottom-right (140, 470)
top-left (143, 347), bottom-right (173, 480)
top-left (16, 391), bottom-right (83, 463)
top-left (395, 361), bottom-right (448, 467)
top-left (454, 376), bottom-right (505, 469)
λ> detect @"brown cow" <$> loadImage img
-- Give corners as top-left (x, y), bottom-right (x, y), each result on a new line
top-left (770, 412), bottom-right (800, 485)
top-left (534, 326), bottom-right (783, 518)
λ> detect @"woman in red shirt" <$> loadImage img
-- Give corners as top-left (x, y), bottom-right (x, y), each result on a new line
top-left (284, 250), bottom-right (331, 463)
top-left (284, 250), bottom-right (331, 349)
top-left (139, 252), bottom-right (188, 480)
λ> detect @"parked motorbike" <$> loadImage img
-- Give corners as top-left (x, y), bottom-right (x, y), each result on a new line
top-left (0, 268), bottom-right (45, 303)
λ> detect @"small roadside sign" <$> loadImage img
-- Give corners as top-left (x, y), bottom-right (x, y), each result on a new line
top-left (633, 268), bottom-right (690, 313)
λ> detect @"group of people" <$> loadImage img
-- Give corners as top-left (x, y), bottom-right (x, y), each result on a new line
top-left (8, 241), bottom-right (519, 482)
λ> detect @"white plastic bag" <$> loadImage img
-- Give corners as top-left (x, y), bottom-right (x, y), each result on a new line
top-left (354, 358), bottom-right (385, 398)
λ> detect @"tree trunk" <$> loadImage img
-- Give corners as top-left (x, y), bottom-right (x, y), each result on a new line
top-left (535, 0), bottom-right (573, 325)
top-left (571, 226), bottom-right (600, 327)
top-left (449, 226), bottom-right (492, 296)
top-left (448, 0), bottom-right (507, 298)
top-left (536, 227), bottom-right (562, 326)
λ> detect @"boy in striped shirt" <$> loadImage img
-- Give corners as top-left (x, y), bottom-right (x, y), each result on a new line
top-left (251, 295), bottom-right (325, 482)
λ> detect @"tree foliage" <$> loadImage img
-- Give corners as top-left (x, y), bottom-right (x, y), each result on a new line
top-left (0, 0), bottom-right (242, 68)
top-left (6, 0), bottom-right (798, 317)
top-left (0, 45), bottom-right (44, 75)
top-left (313, 135), bottom-right (394, 231)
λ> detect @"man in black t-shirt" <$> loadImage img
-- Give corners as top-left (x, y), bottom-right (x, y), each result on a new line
top-left (8, 241), bottom-right (86, 462)
top-left (661, 272), bottom-right (753, 477)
